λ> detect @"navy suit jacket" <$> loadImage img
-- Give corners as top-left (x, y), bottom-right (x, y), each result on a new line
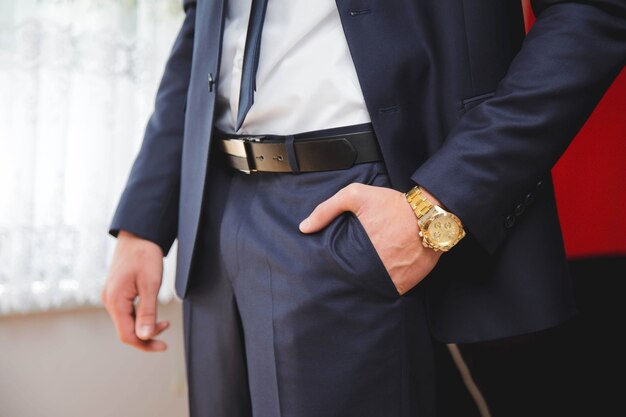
top-left (110, 0), bottom-right (626, 343)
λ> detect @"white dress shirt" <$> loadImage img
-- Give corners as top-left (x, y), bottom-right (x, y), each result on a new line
top-left (215, 0), bottom-right (371, 135)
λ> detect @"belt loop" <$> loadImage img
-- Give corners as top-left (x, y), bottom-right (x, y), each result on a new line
top-left (285, 135), bottom-right (300, 174)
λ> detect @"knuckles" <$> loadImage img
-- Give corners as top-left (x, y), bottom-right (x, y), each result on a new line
top-left (135, 309), bottom-right (156, 320)
top-left (342, 182), bottom-right (362, 201)
top-left (137, 277), bottom-right (160, 293)
top-left (119, 333), bottom-right (136, 345)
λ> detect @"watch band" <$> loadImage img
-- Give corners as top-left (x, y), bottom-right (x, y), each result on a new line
top-left (405, 186), bottom-right (433, 219)
top-left (405, 185), bottom-right (466, 252)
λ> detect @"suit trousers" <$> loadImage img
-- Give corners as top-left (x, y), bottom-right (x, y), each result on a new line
top-left (183, 133), bottom-right (437, 417)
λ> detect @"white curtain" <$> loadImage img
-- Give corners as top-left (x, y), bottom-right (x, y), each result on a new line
top-left (0, 0), bottom-right (184, 315)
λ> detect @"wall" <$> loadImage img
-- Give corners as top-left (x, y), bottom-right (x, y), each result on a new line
top-left (0, 301), bottom-right (188, 417)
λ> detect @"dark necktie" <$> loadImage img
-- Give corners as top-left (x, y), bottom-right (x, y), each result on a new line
top-left (236, 0), bottom-right (270, 131)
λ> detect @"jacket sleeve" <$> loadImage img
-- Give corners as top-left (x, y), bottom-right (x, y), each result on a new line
top-left (411, 0), bottom-right (626, 255)
top-left (108, 0), bottom-right (197, 256)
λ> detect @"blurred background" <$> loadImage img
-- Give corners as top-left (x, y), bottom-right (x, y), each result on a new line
top-left (0, 1), bottom-right (189, 416)
top-left (0, 1), bottom-right (624, 417)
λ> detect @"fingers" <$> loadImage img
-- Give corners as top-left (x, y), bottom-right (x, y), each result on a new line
top-left (106, 293), bottom-right (169, 352)
top-left (130, 320), bottom-right (170, 352)
top-left (135, 280), bottom-right (160, 340)
top-left (154, 320), bottom-right (171, 336)
top-left (102, 244), bottom-right (167, 351)
top-left (108, 292), bottom-right (155, 351)
top-left (299, 183), bottom-right (365, 233)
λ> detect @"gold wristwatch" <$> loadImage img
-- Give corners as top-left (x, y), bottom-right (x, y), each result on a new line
top-left (405, 186), bottom-right (465, 252)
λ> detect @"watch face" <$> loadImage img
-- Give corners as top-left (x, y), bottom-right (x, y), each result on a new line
top-left (425, 214), bottom-right (462, 248)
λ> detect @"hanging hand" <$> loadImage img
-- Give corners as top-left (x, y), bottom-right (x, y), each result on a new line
top-left (102, 230), bottom-right (170, 352)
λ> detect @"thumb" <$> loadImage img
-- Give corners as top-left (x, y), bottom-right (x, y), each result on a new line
top-left (299, 184), bottom-right (360, 233)
top-left (135, 281), bottom-right (160, 340)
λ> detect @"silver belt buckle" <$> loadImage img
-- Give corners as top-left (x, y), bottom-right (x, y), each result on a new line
top-left (220, 136), bottom-right (264, 174)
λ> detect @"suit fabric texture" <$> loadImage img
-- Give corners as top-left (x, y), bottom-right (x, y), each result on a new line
top-left (109, 0), bottom-right (626, 415)
top-left (184, 147), bottom-right (437, 416)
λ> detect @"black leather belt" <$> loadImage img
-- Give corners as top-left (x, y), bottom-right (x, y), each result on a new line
top-left (218, 130), bottom-right (382, 174)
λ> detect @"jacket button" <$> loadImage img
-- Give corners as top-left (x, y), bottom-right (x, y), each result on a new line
top-left (504, 215), bottom-right (516, 229)
top-left (208, 73), bottom-right (215, 92)
top-left (525, 193), bottom-right (535, 206)
top-left (514, 203), bottom-right (525, 216)
top-left (536, 180), bottom-right (545, 190)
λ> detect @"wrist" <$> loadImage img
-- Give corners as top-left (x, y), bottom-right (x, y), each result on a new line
top-left (117, 230), bottom-right (164, 257)
top-left (405, 185), bottom-right (466, 252)
top-left (417, 186), bottom-right (444, 210)
top-left (118, 230), bottom-right (138, 240)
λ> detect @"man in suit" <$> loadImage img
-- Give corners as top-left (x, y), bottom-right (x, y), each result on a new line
top-left (102, 0), bottom-right (625, 415)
